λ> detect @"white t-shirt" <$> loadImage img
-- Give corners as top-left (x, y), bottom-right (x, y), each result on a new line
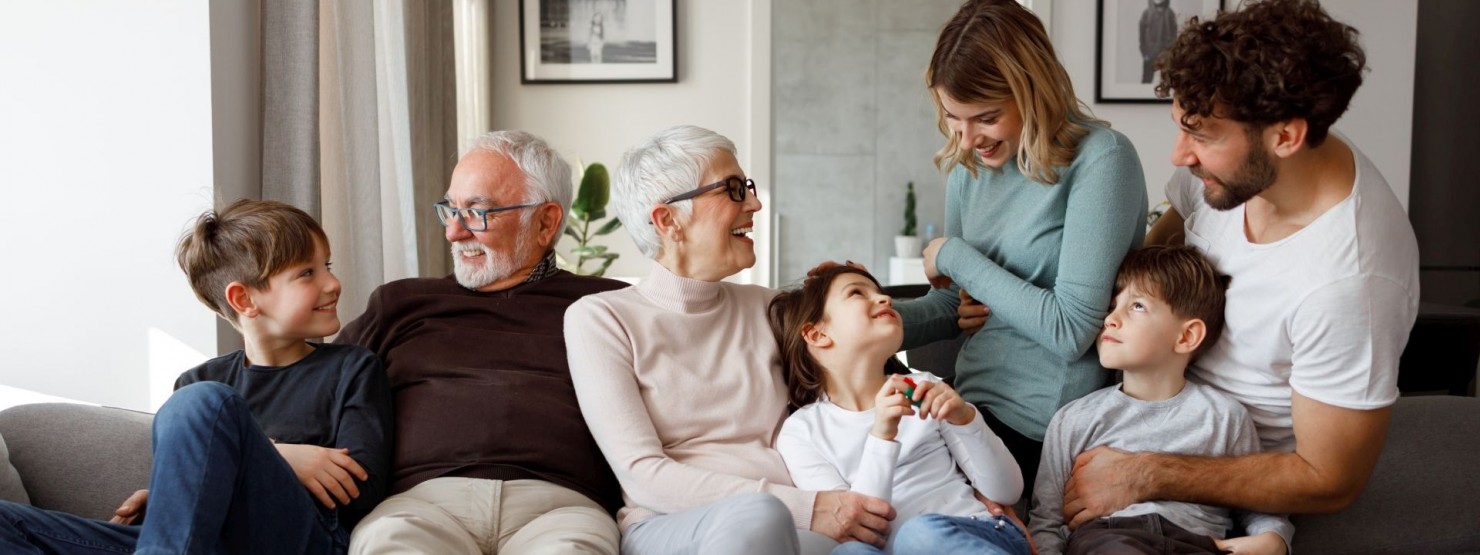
top-left (775, 374), bottom-right (1023, 531)
top-left (1168, 133), bottom-right (1420, 452)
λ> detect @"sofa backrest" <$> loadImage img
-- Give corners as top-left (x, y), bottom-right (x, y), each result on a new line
top-left (0, 403), bottom-right (153, 520)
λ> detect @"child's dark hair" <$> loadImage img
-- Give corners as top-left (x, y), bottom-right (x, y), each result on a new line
top-left (1114, 245), bottom-right (1231, 360)
top-left (767, 265), bottom-right (884, 409)
top-left (175, 199), bottom-right (329, 322)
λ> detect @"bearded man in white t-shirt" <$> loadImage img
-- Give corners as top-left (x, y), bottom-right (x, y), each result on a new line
top-left (1053, 0), bottom-right (1420, 530)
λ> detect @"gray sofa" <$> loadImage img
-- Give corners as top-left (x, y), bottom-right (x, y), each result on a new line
top-left (1, 397), bottom-right (1477, 553)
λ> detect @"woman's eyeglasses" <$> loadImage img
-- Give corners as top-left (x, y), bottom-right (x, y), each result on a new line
top-left (662, 177), bottom-right (757, 204)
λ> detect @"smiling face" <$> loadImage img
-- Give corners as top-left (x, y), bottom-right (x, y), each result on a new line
top-left (444, 150), bottom-right (541, 291)
top-left (815, 273), bottom-right (903, 360)
top-left (937, 88), bottom-right (1024, 170)
top-left (667, 149), bottom-right (761, 279)
top-left (250, 238), bottom-right (341, 341)
top-left (1097, 281), bottom-right (1194, 372)
top-left (1170, 100), bottom-right (1278, 211)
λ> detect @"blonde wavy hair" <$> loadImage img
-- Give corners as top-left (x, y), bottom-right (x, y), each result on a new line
top-left (927, 0), bottom-right (1104, 184)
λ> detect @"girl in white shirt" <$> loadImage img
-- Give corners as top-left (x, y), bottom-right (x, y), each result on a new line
top-left (768, 264), bottom-right (1031, 555)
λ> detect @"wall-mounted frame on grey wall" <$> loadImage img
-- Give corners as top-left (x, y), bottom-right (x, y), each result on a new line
top-left (1095, 0), bottom-right (1223, 103)
top-left (518, 0), bottom-right (677, 84)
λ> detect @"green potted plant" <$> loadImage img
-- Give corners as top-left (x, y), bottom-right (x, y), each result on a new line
top-left (561, 162), bottom-right (623, 277)
top-left (894, 182), bottom-right (922, 258)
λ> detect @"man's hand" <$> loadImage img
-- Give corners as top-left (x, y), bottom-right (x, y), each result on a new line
top-left (922, 238), bottom-right (951, 289)
top-left (1215, 532), bottom-right (1288, 555)
top-left (275, 444), bottom-right (368, 509)
top-left (810, 490), bottom-right (896, 548)
top-left (1063, 446), bottom-right (1143, 529)
top-left (957, 289), bottom-right (990, 335)
top-left (109, 489), bottom-right (149, 525)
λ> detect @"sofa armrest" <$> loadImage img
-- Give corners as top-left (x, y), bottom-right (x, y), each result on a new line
top-left (0, 403), bottom-right (153, 520)
top-left (1290, 395), bottom-right (1480, 553)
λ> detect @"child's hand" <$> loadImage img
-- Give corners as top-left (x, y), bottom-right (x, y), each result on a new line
top-left (909, 379), bottom-right (975, 426)
top-left (275, 443), bottom-right (368, 509)
top-left (109, 489), bottom-right (149, 525)
top-left (1214, 531), bottom-right (1287, 555)
top-left (872, 376), bottom-right (917, 441)
top-left (923, 238), bottom-right (952, 289)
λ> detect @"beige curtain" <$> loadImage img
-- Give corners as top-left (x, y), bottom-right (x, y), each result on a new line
top-left (250, 0), bottom-right (456, 330)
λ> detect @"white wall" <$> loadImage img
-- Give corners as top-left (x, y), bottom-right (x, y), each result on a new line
top-left (1052, 0), bottom-right (1416, 208)
top-left (0, 1), bottom-right (219, 411)
top-left (488, 0), bottom-right (773, 283)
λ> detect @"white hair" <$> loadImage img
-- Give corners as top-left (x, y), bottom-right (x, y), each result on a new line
top-left (613, 125), bottom-right (737, 259)
top-left (466, 130), bottom-right (573, 237)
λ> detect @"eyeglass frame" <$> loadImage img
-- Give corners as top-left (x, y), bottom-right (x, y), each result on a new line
top-left (661, 176), bottom-right (757, 205)
top-left (434, 199), bottom-right (541, 232)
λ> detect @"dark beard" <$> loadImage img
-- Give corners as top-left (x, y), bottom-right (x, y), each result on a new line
top-left (1194, 143), bottom-right (1277, 211)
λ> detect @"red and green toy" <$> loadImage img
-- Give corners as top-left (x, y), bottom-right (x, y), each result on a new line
top-left (902, 377), bottom-right (923, 408)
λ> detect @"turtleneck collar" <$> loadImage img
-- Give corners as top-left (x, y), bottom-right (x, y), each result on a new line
top-left (637, 262), bottom-right (728, 314)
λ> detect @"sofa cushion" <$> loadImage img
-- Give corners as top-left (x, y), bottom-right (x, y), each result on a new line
top-left (0, 432), bottom-right (29, 504)
top-left (0, 403), bottom-right (152, 520)
top-left (1290, 395), bottom-right (1480, 553)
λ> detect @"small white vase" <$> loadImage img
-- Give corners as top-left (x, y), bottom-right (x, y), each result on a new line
top-left (894, 235), bottom-right (922, 258)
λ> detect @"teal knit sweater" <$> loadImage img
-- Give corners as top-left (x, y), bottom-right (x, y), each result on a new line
top-left (896, 123), bottom-right (1147, 441)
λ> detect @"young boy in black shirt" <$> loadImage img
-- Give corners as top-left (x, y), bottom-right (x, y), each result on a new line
top-left (0, 199), bottom-right (392, 554)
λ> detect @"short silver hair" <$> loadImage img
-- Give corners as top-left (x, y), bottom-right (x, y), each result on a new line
top-left (466, 130), bottom-right (573, 237)
top-left (613, 125), bottom-right (737, 259)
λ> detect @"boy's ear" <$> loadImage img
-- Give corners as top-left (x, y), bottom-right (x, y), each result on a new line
top-left (224, 282), bottom-right (258, 319)
top-left (1174, 318), bottom-right (1207, 355)
top-left (801, 322), bottom-right (832, 349)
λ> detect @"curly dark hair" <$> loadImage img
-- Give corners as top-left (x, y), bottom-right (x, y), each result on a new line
top-left (1155, 0), bottom-right (1365, 147)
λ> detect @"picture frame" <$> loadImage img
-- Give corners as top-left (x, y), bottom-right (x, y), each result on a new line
top-left (519, 0), bottom-right (677, 84)
top-left (1095, 0), bottom-right (1223, 103)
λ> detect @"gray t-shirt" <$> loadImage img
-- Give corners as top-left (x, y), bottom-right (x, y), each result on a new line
top-left (1028, 382), bottom-right (1293, 554)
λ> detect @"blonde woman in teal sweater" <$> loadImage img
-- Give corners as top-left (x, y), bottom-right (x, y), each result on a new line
top-left (895, 0), bottom-right (1147, 500)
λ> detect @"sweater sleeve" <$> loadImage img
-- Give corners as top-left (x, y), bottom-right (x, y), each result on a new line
top-left (334, 285), bottom-right (388, 356)
top-left (940, 408), bottom-right (1022, 506)
top-left (334, 348), bottom-right (395, 530)
top-left (1028, 408), bottom-right (1079, 555)
top-left (564, 297), bottom-right (817, 528)
top-left (935, 142), bottom-right (1146, 360)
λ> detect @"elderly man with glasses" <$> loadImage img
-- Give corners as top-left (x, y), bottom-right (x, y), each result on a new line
top-left (337, 130), bottom-right (628, 555)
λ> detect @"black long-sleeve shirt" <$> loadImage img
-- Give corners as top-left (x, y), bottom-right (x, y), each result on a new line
top-left (175, 343), bottom-right (393, 530)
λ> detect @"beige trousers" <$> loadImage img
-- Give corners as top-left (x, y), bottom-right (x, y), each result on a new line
top-left (349, 477), bottom-right (619, 555)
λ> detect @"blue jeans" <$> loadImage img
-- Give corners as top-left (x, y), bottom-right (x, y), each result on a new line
top-left (832, 513), bottom-right (1031, 555)
top-left (0, 382), bottom-right (348, 554)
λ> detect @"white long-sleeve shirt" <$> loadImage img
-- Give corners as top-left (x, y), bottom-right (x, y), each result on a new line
top-left (775, 376), bottom-right (1022, 532)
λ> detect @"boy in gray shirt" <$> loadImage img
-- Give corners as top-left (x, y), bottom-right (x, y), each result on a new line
top-left (1029, 246), bottom-right (1292, 555)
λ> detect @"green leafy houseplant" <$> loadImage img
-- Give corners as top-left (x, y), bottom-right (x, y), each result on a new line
top-left (901, 181), bottom-right (918, 237)
top-left (562, 162), bottom-right (623, 277)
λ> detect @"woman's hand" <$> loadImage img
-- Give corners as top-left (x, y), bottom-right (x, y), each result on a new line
top-left (922, 238), bottom-right (951, 289)
top-left (275, 443), bottom-right (368, 508)
top-left (1215, 532), bottom-right (1288, 555)
top-left (908, 379), bottom-right (975, 425)
top-left (872, 376), bottom-right (917, 441)
top-left (811, 490), bottom-right (897, 548)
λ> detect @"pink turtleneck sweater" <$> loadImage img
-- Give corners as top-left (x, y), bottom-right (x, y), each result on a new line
top-left (564, 264), bottom-right (817, 531)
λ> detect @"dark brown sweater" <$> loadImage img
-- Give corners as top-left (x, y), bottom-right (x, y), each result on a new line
top-left (336, 270), bottom-right (628, 513)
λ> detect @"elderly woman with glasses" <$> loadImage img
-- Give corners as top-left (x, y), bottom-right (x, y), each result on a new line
top-left (565, 126), bottom-right (897, 555)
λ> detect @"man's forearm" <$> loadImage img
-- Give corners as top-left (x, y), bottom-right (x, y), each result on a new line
top-left (1141, 450), bottom-right (1365, 514)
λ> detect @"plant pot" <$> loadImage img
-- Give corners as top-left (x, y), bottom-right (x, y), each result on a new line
top-left (894, 235), bottom-right (922, 258)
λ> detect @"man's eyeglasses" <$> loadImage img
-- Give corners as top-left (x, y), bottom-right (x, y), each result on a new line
top-left (434, 200), bottom-right (540, 232)
top-left (662, 177), bottom-right (757, 205)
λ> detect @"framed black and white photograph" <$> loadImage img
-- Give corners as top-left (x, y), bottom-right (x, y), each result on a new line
top-left (1095, 0), bottom-right (1222, 103)
top-left (519, 0), bottom-right (677, 84)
